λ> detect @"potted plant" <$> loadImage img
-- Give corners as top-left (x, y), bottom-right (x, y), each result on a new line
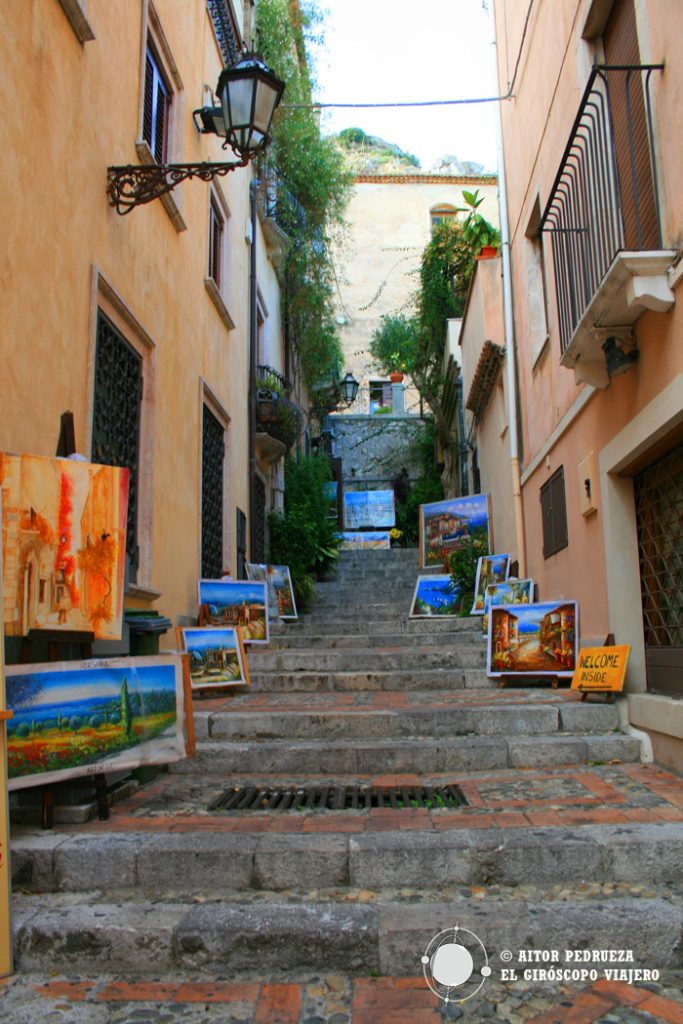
top-left (389, 370), bottom-right (404, 384)
top-left (461, 189), bottom-right (500, 258)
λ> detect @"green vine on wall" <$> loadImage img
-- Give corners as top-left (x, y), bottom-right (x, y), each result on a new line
top-left (256, 0), bottom-right (352, 396)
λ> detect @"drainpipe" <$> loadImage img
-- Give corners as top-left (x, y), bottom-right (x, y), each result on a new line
top-left (248, 178), bottom-right (259, 561)
top-left (491, 5), bottom-right (526, 576)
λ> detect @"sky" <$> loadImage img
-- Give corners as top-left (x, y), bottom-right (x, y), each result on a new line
top-left (309, 0), bottom-right (499, 172)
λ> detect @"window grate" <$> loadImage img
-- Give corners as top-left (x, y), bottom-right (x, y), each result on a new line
top-left (207, 0), bottom-right (241, 67)
top-left (253, 475), bottom-right (267, 563)
top-left (635, 442), bottom-right (683, 685)
top-left (92, 311), bottom-right (142, 580)
top-left (209, 782), bottom-right (468, 813)
top-left (202, 405), bottom-right (225, 579)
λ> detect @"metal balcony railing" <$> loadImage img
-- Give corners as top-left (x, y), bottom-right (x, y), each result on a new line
top-left (541, 64), bottom-right (664, 355)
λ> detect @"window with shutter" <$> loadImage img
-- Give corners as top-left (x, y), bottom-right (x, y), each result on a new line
top-left (143, 46), bottom-right (169, 164)
top-left (208, 197), bottom-right (223, 287)
top-left (541, 467), bottom-right (569, 558)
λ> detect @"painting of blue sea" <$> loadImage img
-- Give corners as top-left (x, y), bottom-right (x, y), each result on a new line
top-left (180, 627), bottom-right (249, 689)
top-left (197, 579), bottom-right (269, 644)
top-left (5, 654), bottom-right (186, 790)
top-left (410, 575), bottom-right (461, 617)
top-left (420, 494), bottom-right (492, 567)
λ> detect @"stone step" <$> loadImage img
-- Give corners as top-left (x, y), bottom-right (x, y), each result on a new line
top-left (203, 701), bottom-right (621, 742)
top-left (283, 616), bottom-right (480, 635)
top-left (170, 733), bottom-right (641, 775)
top-left (246, 667), bottom-right (491, 692)
top-left (266, 630), bottom-right (483, 649)
top-left (246, 646), bottom-right (487, 672)
top-left (12, 822), bottom-right (683, 896)
top-left (12, 890), bottom-right (681, 977)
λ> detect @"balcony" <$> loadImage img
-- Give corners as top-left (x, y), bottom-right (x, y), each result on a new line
top-left (255, 365), bottom-right (301, 457)
top-left (541, 64), bottom-right (675, 388)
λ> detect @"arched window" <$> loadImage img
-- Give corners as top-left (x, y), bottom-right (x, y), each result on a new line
top-left (430, 204), bottom-right (459, 230)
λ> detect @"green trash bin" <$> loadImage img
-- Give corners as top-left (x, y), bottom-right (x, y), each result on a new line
top-left (124, 611), bottom-right (172, 656)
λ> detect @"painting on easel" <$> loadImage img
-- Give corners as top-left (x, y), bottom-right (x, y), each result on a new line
top-left (0, 453), bottom-right (129, 641)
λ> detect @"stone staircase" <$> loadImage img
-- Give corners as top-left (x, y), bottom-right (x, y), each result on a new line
top-left (9, 548), bottom-right (683, 984)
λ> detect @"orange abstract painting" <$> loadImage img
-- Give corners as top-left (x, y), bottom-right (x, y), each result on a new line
top-left (0, 454), bottom-right (129, 640)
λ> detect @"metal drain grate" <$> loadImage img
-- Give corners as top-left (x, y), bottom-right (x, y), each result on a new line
top-left (208, 783), bottom-right (467, 813)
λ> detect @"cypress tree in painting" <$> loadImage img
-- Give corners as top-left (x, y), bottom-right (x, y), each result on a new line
top-left (120, 677), bottom-right (133, 737)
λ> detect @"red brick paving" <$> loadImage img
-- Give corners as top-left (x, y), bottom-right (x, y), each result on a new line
top-left (21, 976), bottom-right (683, 1020)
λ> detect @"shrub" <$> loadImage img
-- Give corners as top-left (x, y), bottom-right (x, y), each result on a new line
top-left (269, 454), bottom-right (341, 608)
top-left (446, 526), bottom-right (489, 614)
top-left (69, 715), bottom-right (82, 732)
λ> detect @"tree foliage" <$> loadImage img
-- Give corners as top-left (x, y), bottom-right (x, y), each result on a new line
top-left (256, 0), bottom-right (352, 395)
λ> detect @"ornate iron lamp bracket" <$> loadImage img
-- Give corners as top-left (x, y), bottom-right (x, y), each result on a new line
top-left (107, 156), bottom-right (249, 215)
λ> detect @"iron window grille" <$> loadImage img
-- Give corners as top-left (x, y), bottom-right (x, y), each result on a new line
top-left (201, 405), bottom-right (225, 579)
top-left (92, 311), bottom-right (143, 582)
top-left (541, 64), bottom-right (664, 355)
top-left (207, 0), bottom-right (241, 68)
top-left (540, 467), bottom-right (569, 559)
top-left (236, 507), bottom-right (247, 579)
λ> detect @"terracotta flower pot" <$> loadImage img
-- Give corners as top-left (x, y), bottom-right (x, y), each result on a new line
top-left (475, 245), bottom-right (499, 261)
top-left (389, 371), bottom-right (404, 383)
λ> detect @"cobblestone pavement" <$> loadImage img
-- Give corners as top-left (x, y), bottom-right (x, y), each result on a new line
top-left (39, 761), bottom-right (681, 836)
top-left (2, 973), bottom-right (683, 1023)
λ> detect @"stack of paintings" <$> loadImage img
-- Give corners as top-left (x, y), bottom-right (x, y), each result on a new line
top-left (197, 579), bottom-right (269, 644)
top-left (470, 554), bottom-right (511, 614)
top-left (246, 563), bottom-right (297, 620)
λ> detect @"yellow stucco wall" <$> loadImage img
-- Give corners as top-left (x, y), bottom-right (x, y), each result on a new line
top-left (0, 1), bottom-right (284, 638)
top-left (333, 176), bottom-right (498, 411)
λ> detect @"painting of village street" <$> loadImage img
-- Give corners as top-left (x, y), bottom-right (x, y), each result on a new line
top-left (488, 601), bottom-right (578, 677)
top-left (5, 655), bottom-right (185, 789)
top-left (246, 563), bottom-right (298, 619)
top-left (410, 575), bottom-right (461, 617)
top-left (198, 579), bottom-right (269, 644)
top-left (0, 452), bottom-right (129, 640)
top-left (420, 494), bottom-right (492, 567)
top-left (180, 627), bottom-right (249, 689)
top-left (482, 578), bottom-right (534, 637)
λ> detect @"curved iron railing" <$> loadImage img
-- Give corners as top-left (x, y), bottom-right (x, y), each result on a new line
top-left (541, 64), bottom-right (664, 354)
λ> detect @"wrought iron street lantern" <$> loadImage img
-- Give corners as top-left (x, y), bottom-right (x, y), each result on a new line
top-left (107, 53), bottom-right (285, 215)
top-left (339, 372), bottom-right (360, 406)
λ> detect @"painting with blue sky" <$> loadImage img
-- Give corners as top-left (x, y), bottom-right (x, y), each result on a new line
top-left (5, 655), bottom-right (186, 789)
top-left (180, 627), bottom-right (249, 689)
top-left (420, 494), bottom-right (492, 567)
top-left (410, 575), bottom-right (461, 617)
top-left (482, 578), bottom-right (534, 638)
top-left (471, 554), bottom-right (511, 614)
top-left (487, 601), bottom-right (578, 677)
top-left (197, 579), bottom-right (269, 644)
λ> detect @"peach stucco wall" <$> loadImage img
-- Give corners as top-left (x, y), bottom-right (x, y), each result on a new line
top-left (0, 1), bottom-right (284, 636)
top-left (494, 0), bottom-right (683, 651)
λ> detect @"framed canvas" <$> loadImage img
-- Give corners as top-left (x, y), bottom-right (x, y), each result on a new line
top-left (179, 626), bottom-right (249, 689)
top-left (198, 579), bottom-right (269, 645)
top-left (0, 492), bottom-right (12, 976)
top-left (5, 654), bottom-right (188, 790)
top-left (487, 601), bottom-right (579, 678)
top-left (419, 494), bottom-right (492, 568)
top-left (470, 554), bottom-right (511, 615)
top-left (246, 563), bottom-right (298, 620)
top-left (343, 490), bottom-right (395, 529)
top-left (482, 578), bottom-right (534, 638)
top-left (410, 575), bottom-right (461, 617)
top-left (340, 531), bottom-right (391, 550)
top-left (0, 452), bottom-right (129, 640)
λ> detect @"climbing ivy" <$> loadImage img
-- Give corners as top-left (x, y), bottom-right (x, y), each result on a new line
top-left (255, 0), bottom-right (352, 394)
